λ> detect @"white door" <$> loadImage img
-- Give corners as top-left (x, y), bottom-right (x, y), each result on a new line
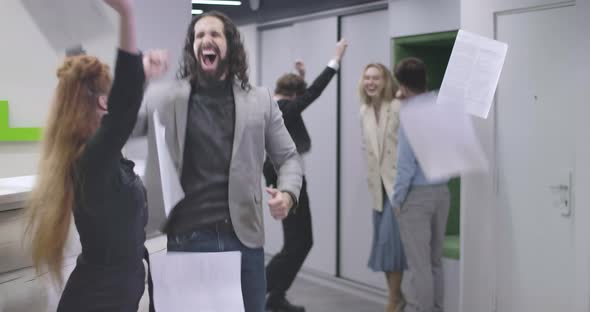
top-left (339, 9), bottom-right (390, 289)
top-left (496, 4), bottom-right (580, 311)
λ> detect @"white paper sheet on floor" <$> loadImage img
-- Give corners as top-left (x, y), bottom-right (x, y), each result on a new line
top-left (150, 251), bottom-right (245, 312)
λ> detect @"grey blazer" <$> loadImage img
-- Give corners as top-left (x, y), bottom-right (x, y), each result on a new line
top-left (132, 79), bottom-right (303, 248)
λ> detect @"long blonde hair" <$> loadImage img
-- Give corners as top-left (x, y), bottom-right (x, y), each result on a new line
top-left (358, 63), bottom-right (397, 106)
top-left (25, 55), bottom-right (111, 284)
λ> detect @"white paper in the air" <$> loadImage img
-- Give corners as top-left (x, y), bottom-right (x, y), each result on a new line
top-left (154, 111), bottom-right (184, 217)
top-left (438, 29), bottom-right (508, 119)
top-left (151, 251), bottom-right (245, 312)
top-left (20, 0), bottom-right (114, 52)
top-left (400, 91), bottom-right (488, 181)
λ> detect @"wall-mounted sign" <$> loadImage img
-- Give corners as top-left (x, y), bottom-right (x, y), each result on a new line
top-left (0, 101), bottom-right (42, 141)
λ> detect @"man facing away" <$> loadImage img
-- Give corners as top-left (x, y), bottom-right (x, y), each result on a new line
top-left (132, 11), bottom-right (303, 312)
top-left (263, 39), bottom-right (348, 312)
top-left (391, 57), bottom-right (450, 312)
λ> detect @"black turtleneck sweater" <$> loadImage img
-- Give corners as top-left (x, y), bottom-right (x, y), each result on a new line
top-left (166, 79), bottom-right (235, 235)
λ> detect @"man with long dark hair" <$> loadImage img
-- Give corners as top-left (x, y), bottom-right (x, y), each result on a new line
top-left (133, 11), bottom-right (303, 312)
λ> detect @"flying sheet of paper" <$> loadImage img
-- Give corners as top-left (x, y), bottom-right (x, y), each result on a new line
top-left (400, 91), bottom-right (488, 181)
top-left (151, 251), bottom-right (245, 312)
top-left (20, 0), bottom-right (114, 52)
top-left (438, 29), bottom-right (508, 119)
top-left (154, 111), bottom-right (184, 217)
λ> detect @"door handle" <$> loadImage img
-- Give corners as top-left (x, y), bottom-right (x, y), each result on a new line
top-left (548, 183), bottom-right (572, 217)
top-left (548, 170), bottom-right (572, 217)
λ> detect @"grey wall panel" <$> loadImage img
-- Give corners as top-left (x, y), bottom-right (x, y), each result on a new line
top-left (136, 0), bottom-right (191, 82)
top-left (292, 17), bottom-right (338, 275)
top-left (238, 24), bottom-right (260, 86)
top-left (339, 9), bottom-right (390, 289)
top-left (260, 16), bottom-right (338, 275)
top-left (260, 25), bottom-right (295, 256)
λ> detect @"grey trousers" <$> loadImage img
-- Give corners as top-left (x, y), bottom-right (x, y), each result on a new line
top-left (398, 185), bottom-right (450, 312)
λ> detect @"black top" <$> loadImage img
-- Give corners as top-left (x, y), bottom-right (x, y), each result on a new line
top-left (166, 79), bottom-right (235, 235)
top-left (263, 66), bottom-right (336, 185)
top-left (57, 50), bottom-right (147, 312)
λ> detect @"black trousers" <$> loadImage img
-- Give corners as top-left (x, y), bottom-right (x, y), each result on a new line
top-left (266, 177), bottom-right (313, 296)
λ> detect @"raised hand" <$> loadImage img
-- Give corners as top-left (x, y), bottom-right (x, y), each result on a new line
top-left (294, 60), bottom-right (306, 78)
top-left (103, 0), bottom-right (133, 16)
top-left (143, 50), bottom-right (170, 81)
top-left (103, 0), bottom-right (137, 53)
top-left (335, 39), bottom-right (349, 63)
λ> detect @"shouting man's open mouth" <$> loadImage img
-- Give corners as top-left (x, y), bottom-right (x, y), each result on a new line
top-left (200, 45), bottom-right (220, 72)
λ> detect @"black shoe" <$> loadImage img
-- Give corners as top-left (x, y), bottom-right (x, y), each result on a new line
top-left (266, 296), bottom-right (306, 312)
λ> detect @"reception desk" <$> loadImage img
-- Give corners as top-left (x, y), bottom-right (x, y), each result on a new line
top-left (0, 175), bottom-right (35, 212)
top-left (0, 175), bottom-right (37, 273)
top-left (0, 160), bottom-right (145, 274)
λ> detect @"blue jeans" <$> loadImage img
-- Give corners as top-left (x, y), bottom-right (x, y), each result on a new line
top-left (167, 228), bottom-right (266, 312)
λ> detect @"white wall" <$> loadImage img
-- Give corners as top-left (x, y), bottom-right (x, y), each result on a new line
top-left (0, 1), bottom-right (190, 178)
top-left (0, 1), bottom-right (118, 178)
top-left (460, 0), bottom-right (589, 311)
top-left (123, 1), bottom-right (191, 162)
top-left (238, 24), bottom-right (259, 86)
top-left (136, 1), bottom-right (190, 82)
top-left (571, 0), bottom-right (590, 310)
top-left (389, 0), bottom-right (460, 38)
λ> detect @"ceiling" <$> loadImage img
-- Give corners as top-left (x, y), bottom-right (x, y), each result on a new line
top-left (192, 0), bottom-right (383, 25)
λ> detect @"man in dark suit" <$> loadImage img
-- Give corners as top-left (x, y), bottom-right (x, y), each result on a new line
top-left (264, 39), bottom-right (348, 312)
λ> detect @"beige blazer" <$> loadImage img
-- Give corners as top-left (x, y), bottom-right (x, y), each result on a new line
top-left (360, 99), bottom-right (401, 212)
top-left (132, 80), bottom-right (303, 248)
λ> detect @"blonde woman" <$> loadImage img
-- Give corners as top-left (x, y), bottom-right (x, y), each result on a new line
top-left (359, 63), bottom-right (406, 312)
top-left (25, 0), bottom-right (168, 310)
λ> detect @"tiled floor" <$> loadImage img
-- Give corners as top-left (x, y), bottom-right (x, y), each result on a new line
top-left (142, 276), bottom-right (385, 312)
top-left (0, 266), bottom-right (386, 312)
top-left (1, 235), bottom-right (386, 312)
top-left (279, 277), bottom-right (386, 312)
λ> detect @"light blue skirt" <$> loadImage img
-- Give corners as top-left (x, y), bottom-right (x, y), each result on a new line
top-left (368, 189), bottom-right (407, 272)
